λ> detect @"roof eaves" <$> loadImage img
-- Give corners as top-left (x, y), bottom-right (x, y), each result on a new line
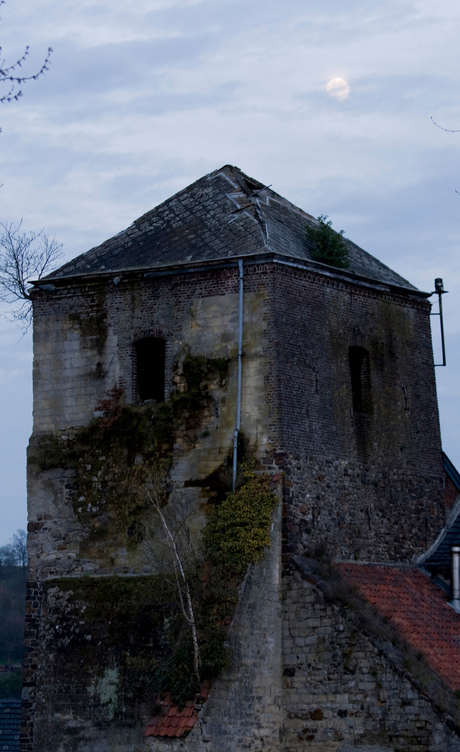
top-left (30, 252), bottom-right (267, 286)
top-left (31, 250), bottom-right (431, 300)
top-left (44, 166), bottom-right (270, 283)
top-left (248, 189), bottom-right (418, 293)
top-left (271, 255), bottom-right (429, 299)
top-left (336, 562), bottom-right (460, 697)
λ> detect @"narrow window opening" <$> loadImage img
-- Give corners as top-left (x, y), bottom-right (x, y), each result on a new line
top-left (135, 338), bottom-right (165, 403)
top-left (349, 346), bottom-right (372, 414)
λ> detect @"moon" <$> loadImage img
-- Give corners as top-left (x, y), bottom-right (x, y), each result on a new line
top-left (326, 78), bottom-right (350, 101)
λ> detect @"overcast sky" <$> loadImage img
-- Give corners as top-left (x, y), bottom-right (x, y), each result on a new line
top-left (1, 0), bottom-right (459, 543)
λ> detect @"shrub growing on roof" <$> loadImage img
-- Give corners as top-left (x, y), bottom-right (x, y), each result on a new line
top-left (306, 214), bottom-right (350, 269)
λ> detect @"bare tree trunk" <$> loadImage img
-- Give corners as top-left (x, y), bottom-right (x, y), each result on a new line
top-left (149, 494), bottom-right (201, 685)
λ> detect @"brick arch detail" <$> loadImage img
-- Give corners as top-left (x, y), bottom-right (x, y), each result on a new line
top-left (132, 327), bottom-right (166, 342)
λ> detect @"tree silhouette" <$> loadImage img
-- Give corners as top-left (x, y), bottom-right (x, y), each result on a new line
top-left (1, 0), bottom-right (52, 107)
top-left (0, 221), bottom-right (63, 327)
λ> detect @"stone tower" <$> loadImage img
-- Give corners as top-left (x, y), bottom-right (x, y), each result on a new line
top-left (22, 166), bottom-right (455, 752)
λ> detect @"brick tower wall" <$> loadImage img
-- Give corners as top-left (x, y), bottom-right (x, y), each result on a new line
top-left (269, 263), bottom-right (445, 562)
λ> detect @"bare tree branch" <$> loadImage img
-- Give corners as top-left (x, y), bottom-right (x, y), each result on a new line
top-left (9, 529), bottom-right (27, 576)
top-left (0, 529), bottom-right (27, 579)
top-left (0, 221), bottom-right (63, 327)
top-left (430, 116), bottom-right (460, 193)
top-left (0, 544), bottom-right (15, 579)
top-left (430, 116), bottom-right (460, 133)
top-left (148, 488), bottom-right (201, 685)
top-left (0, 0), bottom-right (53, 107)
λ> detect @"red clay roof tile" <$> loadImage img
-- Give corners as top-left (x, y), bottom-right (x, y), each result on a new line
top-left (337, 563), bottom-right (460, 691)
top-left (145, 686), bottom-right (207, 737)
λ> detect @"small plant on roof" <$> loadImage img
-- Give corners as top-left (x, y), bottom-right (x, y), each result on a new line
top-left (306, 214), bottom-right (350, 269)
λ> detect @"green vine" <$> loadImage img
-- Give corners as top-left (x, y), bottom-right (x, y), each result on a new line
top-left (44, 467), bottom-right (277, 710)
top-left (204, 465), bottom-right (278, 576)
top-left (31, 353), bottom-right (229, 549)
top-left (32, 355), bottom-right (278, 711)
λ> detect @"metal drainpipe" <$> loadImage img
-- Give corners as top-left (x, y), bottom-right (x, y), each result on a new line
top-left (232, 259), bottom-right (244, 491)
top-left (451, 546), bottom-right (460, 612)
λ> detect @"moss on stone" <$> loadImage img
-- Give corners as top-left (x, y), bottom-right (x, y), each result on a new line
top-left (184, 431), bottom-right (249, 500)
top-left (68, 291), bottom-right (108, 356)
top-left (46, 569), bottom-right (231, 711)
top-left (46, 574), bottom-right (193, 711)
top-left (43, 465), bottom-right (277, 710)
top-left (33, 353), bottom-right (279, 710)
top-left (32, 354), bottom-right (230, 551)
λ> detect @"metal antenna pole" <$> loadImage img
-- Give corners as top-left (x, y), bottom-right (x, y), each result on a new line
top-left (430, 278), bottom-right (448, 367)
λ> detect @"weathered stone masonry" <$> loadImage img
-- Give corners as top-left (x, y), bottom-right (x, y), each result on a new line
top-left (24, 262), bottom-right (282, 751)
top-left (281, 565), bottom-right (460, 752)
top-left (28, 265), bottom-right (275, 580)
top-left (23, 165), bottom-right (455, 751)
top-left (28, 261), bottom-right (445, 580)
top-left (269, 264), bottom-right (445, 562)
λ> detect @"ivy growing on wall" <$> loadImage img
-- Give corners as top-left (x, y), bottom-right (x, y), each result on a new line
top-left (46, 466), bottom-right (278, 710)
top-left (204, 466), bottom-right (278, 576)
top-left (33, 355), bottom-right (278, 710)
top-left (32, 353), bottom-right (229, 551)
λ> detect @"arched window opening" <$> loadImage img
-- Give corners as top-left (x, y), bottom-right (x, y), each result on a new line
top-left (135, 338), bottom-right (165, 403)
top-left (349, 346), bottom-right (372, 414)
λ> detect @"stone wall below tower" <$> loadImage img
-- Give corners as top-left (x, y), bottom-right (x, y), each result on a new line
top-left (21, 498), bottom-right (283, 752)
top-left (281, 563), bottom-right (460, 752)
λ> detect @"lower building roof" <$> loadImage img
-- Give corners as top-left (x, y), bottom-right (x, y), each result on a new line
top-left (0, 699), bottom-right (21, 752)
top-left (338, 563), bottom-right (460, 691)
top-left (145, 682), bottom-right (210, 739)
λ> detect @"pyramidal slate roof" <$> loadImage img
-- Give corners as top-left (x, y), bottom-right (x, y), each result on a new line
top-left (48, 165), bottom-right (417, 291)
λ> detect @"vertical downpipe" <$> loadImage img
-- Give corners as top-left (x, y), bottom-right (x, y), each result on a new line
top-left (451, 546), bottom-right (460, 612)
top-left (232, 259), bottom-right (244, 491)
